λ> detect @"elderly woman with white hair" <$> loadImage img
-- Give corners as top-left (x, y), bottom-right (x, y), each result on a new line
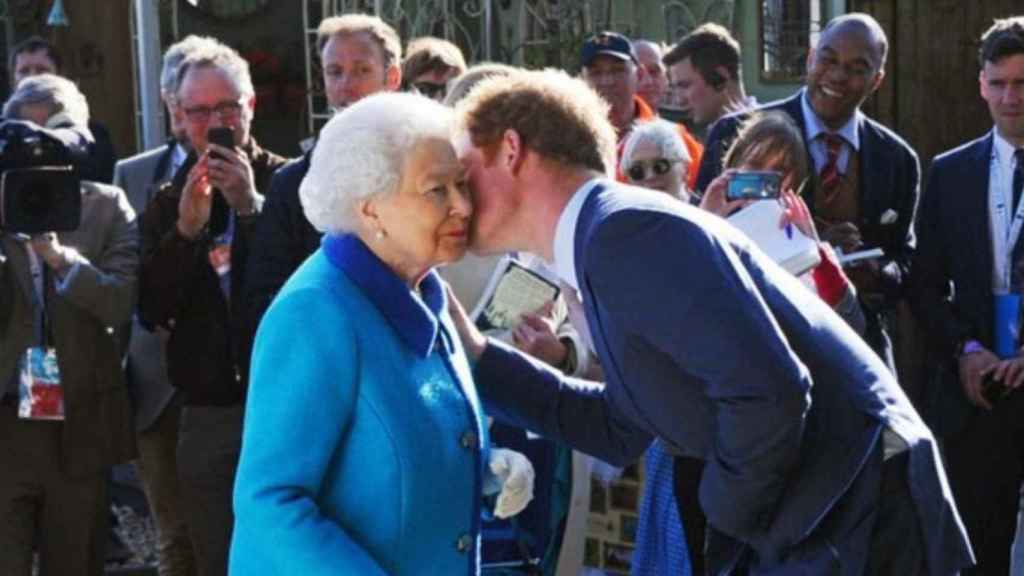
top-left (229, 92), bottom-right (533, 576)
top-left (619, 119), bottom-right (691, 200)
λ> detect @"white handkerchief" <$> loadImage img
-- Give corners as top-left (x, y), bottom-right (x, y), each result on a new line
top-left (880, 209), bottom-right (898, 225)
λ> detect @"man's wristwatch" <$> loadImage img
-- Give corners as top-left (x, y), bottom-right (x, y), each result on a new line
top-left (959, 339), bottom-right (984, 358)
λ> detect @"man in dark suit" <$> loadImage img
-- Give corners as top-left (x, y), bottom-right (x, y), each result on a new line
top-left (451, 68), bottom-right (972, 574)
top-left (908, 17), bottom-right (1024, 575)
top-left (696, 13), bottom-right (919, 373)
top-left (243, 14), bottom-right (401, 348)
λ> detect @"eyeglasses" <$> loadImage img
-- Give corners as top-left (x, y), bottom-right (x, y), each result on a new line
top-left (181, 100), bottom-right (244, 122)
top-left (626, 158), bottom-right (683, 182)
top-left (412, 81), bottom-right (447, 100)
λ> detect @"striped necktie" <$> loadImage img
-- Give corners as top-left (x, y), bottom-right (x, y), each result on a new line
top-left (819, 133), bottom-right (844, 197)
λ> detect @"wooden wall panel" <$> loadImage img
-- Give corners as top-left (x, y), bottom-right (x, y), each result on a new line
top-left (49, 0), bottom-right (136, 159)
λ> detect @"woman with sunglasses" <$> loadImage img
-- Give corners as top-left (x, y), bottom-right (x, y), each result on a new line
top-left (619, 120), bottom-right (692, 201)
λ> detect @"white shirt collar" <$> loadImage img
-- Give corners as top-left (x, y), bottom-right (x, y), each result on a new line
top-left (992, 128), bottom-right (1019, 167)
top-left (171, 142), bottom-right (188, 172)
top-left (800, 88), bottom-right (861, 150)
top-left (553, 177), bottom-right (605, 291)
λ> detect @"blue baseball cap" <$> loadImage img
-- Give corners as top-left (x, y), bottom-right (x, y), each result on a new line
top-left (581, 31), bottom-right (638, 67)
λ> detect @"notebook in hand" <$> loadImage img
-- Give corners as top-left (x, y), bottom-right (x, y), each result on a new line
top-left (471, 256), bottom-right (561, 333)
top-left (727, 200), bottom-right (821, 276)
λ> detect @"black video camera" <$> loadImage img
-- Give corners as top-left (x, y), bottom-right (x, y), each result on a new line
top-left (0, 120), bottom-right (89, 234)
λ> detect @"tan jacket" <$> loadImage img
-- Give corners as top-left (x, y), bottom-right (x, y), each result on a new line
top-left (0, 181), bottom-right (138, 478)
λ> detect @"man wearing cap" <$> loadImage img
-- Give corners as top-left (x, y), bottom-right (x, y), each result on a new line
top-left (580, 31), bottom-right (703, 188)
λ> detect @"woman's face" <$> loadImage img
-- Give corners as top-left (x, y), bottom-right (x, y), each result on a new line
top-left (624, 139), bottom-right (686, 198)
top-left (372, 137), bottom-right (472, 279)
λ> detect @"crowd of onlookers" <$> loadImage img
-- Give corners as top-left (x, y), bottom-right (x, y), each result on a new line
top-left (2, 8), bottom-right (1024, 576)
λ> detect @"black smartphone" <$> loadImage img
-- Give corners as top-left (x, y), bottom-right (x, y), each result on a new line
top-left (206, 126), bottom-right (234, 158)
top-left (982, 372), bottom-right (1008, 405)
top-left (726, 170), bottom-right (782, 202)
top-left (205, 127), bottom-right (234, 236)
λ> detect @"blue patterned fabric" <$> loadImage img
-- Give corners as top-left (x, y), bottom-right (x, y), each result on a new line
top-left (631, 440), bottom-right (690, 576)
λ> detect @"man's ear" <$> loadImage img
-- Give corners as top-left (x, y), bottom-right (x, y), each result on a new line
top-left (868, 68), bottom-right (886, 95)
top-left (385, 64), bottom-right (402, 92)
top-left (500, 128), bottom-right (526, 174)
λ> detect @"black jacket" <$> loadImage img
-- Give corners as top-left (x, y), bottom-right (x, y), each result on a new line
top-left (139, 140), bottom-right (285, 406)
top-left (242, 152), bottom-right (322, 350)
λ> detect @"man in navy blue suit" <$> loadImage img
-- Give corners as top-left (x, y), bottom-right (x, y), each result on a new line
top-left (452, 68), bottom-right (972, 574)
top-left (909, 17), bottom-right (1024, 576)
top-left (696, 14), bottom-right (919, 374)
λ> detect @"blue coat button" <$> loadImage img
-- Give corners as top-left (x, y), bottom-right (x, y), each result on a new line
top-left (459, 431), bottom-right (477, 449)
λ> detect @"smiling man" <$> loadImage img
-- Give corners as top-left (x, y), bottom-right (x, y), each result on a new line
top-left (695, 13), bottom-right (919, 375)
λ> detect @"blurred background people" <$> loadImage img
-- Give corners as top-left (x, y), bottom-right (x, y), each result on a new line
top-left (619, 119), bottom-right (691, 201)
top-left (579, 31), bottom-right (704, 188)
top-left (664, 23), bottom-right (754, 137)
top-left (244, 14), bottom-right (403, 359)
top-left (401, 36), bottom-right (467, 102)
top-left (10, 36), bottom-right (118, 183)
top-left (634, 39), bottom-right (668, 113)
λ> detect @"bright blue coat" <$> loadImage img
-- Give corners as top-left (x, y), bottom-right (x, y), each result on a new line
top-left (230, 234), bottom-right (490, 575)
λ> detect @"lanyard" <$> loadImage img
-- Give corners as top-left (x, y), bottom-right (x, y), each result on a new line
top-left (990, 160), bottom-right (1024, 292)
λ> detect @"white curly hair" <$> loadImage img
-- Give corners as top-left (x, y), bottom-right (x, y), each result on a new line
top-left (618, 119), bottom-right (690, 175)
top-left (300, 92), bottom-right (454, 234)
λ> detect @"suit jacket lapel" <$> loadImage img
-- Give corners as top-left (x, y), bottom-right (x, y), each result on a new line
top-left (3, 237), bottom-right (38, 307)
top-left (974, 134), bottom-right (995, 292)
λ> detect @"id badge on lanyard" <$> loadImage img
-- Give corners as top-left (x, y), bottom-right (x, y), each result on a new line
top-left (18, 346), bottom-right (64, 420)
top-left (17, 262), bottom-right (64, 420)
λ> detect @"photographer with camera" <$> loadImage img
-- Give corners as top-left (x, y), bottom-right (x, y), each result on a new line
top-left (138, 40), bottom-right (284, 576)
top-left (0, 73), bottom-right (138, 576)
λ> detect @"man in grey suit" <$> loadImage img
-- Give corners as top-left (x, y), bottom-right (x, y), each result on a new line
top-left (113, 35), bottom-right (216, 576)
top-left (0, 75), bottom-right (138, 576)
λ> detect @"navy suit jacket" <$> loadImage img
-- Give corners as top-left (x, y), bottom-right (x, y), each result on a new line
top-left (908, 134), bottom-right (996, 439)
top-left (475, 181), bottom-right (971, 574)
top-left (696, 92), bottom-right (920, 307)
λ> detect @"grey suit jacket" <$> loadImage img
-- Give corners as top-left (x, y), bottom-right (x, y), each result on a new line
top-left (114, 143), bottom-right (177, 431)
top-left (0, 181), bottom-right (139, 477)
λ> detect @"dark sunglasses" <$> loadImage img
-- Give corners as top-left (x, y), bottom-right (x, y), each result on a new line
top-left (412, 81), bottom-right (447, 99)
top-left (626, 158), bottom-right (682, 182)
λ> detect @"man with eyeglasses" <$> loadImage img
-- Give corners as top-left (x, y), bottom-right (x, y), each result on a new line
top-left (243, 14), bottom-right (402, 363)
top-left (401, 36), bottom-right (466, 102)
top-left (138, 39), bottom-right (285, 576)
top-left (579, 31), bottom-right (703, 190)
top-left (113, 35), bottom-right (222, 576)
top-left (696, 13), bottom-right (919, 378)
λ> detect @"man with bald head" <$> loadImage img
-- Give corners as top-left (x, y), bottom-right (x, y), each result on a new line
top-left (697, 13), bottom-right (919, 376)
top-left (634, 39), bottom-right (668, 111)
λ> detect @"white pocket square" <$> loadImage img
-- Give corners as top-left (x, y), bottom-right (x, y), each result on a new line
top-left (880, 209), bottom-right (898, 225)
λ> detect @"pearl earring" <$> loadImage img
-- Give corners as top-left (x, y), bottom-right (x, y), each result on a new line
top-left (375, 229), bottom-right (385, 241)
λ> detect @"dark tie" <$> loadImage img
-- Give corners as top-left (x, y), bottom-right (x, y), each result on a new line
top-left (1009, 149), bottom-right (1024, 289)
top-left (819, 133), bottom-right (844, 195)
top-left (1014, 148), bottom-right (1024, 213)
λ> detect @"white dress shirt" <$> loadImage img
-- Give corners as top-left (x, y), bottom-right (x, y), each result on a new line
top-left (989, 129), bottom-right (1024, 293)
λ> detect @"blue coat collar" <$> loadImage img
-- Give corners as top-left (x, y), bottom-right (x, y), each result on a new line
top-left (322, 234), bottom-right (447, 358)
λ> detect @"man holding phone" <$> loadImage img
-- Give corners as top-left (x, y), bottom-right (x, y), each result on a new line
top-left (138, 40), bottom-right (285, 576)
